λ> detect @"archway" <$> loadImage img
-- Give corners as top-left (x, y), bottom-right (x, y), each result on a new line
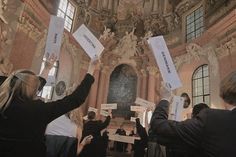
top-left (107, 64), bottom-right (137, 119)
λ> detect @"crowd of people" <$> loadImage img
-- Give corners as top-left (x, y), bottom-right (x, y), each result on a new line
top-left (0, 53), bottom-right (236, 157)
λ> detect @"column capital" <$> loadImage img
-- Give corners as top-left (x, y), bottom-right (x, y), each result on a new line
top-left (147, 66), bottom-right (158, 76)
top-left (140, 69), bottom-right (147, 76)
top-left (101, 65), bottom-right (110, 73)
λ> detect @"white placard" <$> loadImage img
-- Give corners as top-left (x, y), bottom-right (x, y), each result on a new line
top-left (169, 96), bottom-right (185, 121)
top-left (73, 24), bottom-right (104, 59)
top-left (100, 110), bottom-right (109, 116)
top-left (148, 36), bottom-right (182, 90)
top-left (45, 15), bottom-right (65, 59)
top-left (135, 97), bottom-right (155, 107)
top-left (130, 117), bottom-right (137, 122)
top-left (83, 115), bottom-right (88, 120)
top-left (45, 75), bottom-right (56, 86)
top-left (108, 134), bottom-right (140, 144)
top-left (130, 106), bottom-right (146, 112)
top-left (101, 103), bottom-right (117, 110)
top-left (88, 107), bottom-right (98, 114)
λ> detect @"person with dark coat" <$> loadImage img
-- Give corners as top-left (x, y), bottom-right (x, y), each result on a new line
top-left (115, 124), bottom-right (127, 152)
top-left (166, 103), bottom-right (210, 157)
top-left (79, 111), bottom-right (111, 157)
top-left (133, 118), bottom-right (148, 157)
top-left (0, 58), bottom-right (97, 157)
top-left (150, 71), bottom-right (236, 157)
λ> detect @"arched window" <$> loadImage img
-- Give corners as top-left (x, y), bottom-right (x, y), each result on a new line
top-left (192, 64), bottom-right (210, 106)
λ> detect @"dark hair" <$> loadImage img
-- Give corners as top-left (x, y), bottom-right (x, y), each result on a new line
top-left (192, 103), bottom-right (209, 118)
top-left (181, 92), bottom-right (191, 108)
top-left (87, 111), bottom-right (96, 120)
top-left (220, 71), bottom-right (236, 106)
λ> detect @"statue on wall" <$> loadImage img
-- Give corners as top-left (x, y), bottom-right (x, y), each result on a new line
top-left (0, 0), bottom-right (8, 24)
top-left (0, 53), bottom-right (13, 76)
top-left (114, 27), bottom-right (138, 58)
top-left (186, 43), bottom-right (204, 60)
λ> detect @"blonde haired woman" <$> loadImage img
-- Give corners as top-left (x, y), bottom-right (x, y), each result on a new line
top-left (0, 58), bottom-right (97, 157)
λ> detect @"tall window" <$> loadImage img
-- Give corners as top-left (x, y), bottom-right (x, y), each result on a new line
top-left (186, 6), bottom-right (204, 42)
top-left (192, 65), bottom-right (210, 106)
top-left (38, 58), bottom-right (59, 100)
top-left (57, 0), bottom-right (75, 32)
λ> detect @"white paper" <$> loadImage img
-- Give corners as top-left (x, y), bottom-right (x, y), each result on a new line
top-left (148, 36), bottom-right (182, 90)
top-left (108, 134), bottom-right (140, 144)
top-left (101, 103), bottom-right (117, 110)
top-left (88, 107), bottom-right (98, 114)
top-left (100, 110), bottom-right (109, 116)
top-left (135, 97), bottom-right (155, 108)
top-left (45, 75), bottom-right (56, 86)
top-left (83, 115), bottom-right (88, 120)
top-left (45, 15), bottom-right (65, 59)
top-left (169, 96), bottom-right (185, 121)
top-left (73, 24), bottom-right (104, 59)
top-left (130, 106), bottom-right (146, 112)
top-left (130, 117), bottom-right (137, 122)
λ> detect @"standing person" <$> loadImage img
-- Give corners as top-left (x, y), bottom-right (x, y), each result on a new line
top-left (0, 58), bottom-right (98, 157)
top-left (79, 111), bottom-right (111, 157)
top-left (115, 124), bottom-right (127, 152)
top-left (133, 118), bottom-right (148, 157)
top-left (150, 71), bottom-right (236, 157)
top-left (166, 103), bottom-right (210, 157)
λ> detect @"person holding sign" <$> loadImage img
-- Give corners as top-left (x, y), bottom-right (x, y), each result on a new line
top-left (0, 57), bottom-right (98, 157)
top-left (79, 111), bottom-right (111, 157)
top-left (150, 71), bottom-right (236, 157)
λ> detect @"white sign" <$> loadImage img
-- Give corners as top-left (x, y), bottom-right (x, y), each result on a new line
top-left (100, 110), bottom-right (109, 116)
top-left (88, 107), bottom-right (98, 114)
top-left (130, 117), bottom-right (137, 122)
top-left (45, 15), bottom-right (65, 59)
top-left (148, 36), bottom-right (182, 90)
top-left (169, 96), bottom-right (185, 121)
top-left (83, 115), bottom-right (88, 120)
top-left (130, 106), bottom-right (146, 112)
top-left (108, 134), bottom-right (140, 144)
top-left (135, 97), bottom-right (155, 108)
top-left (101, 103), bottom-right (117, 110)
top-left (73, 24), bottom-right (104, 59)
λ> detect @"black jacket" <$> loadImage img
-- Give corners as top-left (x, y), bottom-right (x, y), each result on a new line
top-left (0, 74), bottom-right (94, 157)
top-left (150, 100), bottom-right (236, 157)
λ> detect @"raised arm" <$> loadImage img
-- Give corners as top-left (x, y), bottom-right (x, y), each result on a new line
top-left (99, 116), bottom-right (111, 131)
top-left (149, 84), bottom-right (206, 148)
top-left (39, 58), bottom-right (98, 123)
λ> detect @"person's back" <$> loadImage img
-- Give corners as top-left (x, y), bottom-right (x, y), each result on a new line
top-left (150, 71), bottom-right (236, 157)
top-left (200, 108), bottom-right (236, 157)
top-left (79, 111), bottom-right (111, 157)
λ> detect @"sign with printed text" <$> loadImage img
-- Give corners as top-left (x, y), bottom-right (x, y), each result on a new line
top-left (169, 96), bottom-right (185, 121)
top-left (100, 110), bottom-right (109, 116)
top-left (45, 15), bottom-right (65, 59)
top-left (108, 134), bottom-right (140, 144)
top-left (130, 117), bottom-right (137, 122)
top-left (148, 36), bottom-right (182, 90)
top-left (135, 97), bottom-right (155, 108)
top-left (73, 24), bottom-right (104, 59)
top-left (130, 106), bottom-right (146, 112)
top-left (88, 107), bottom-right (98, 114)
top-left (101, 103), bottom-right (117, 110)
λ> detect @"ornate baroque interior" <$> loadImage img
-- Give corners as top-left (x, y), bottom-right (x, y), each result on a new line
top-left (1, 0), bottom-right (236, 127)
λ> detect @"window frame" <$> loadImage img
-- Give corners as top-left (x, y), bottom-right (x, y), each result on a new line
top-left (192, 64), bottom-right (210, 106)
top-left (182, 2), bottom-right (205, 43)
top-left (57, 0), bottom-right (76, 32)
